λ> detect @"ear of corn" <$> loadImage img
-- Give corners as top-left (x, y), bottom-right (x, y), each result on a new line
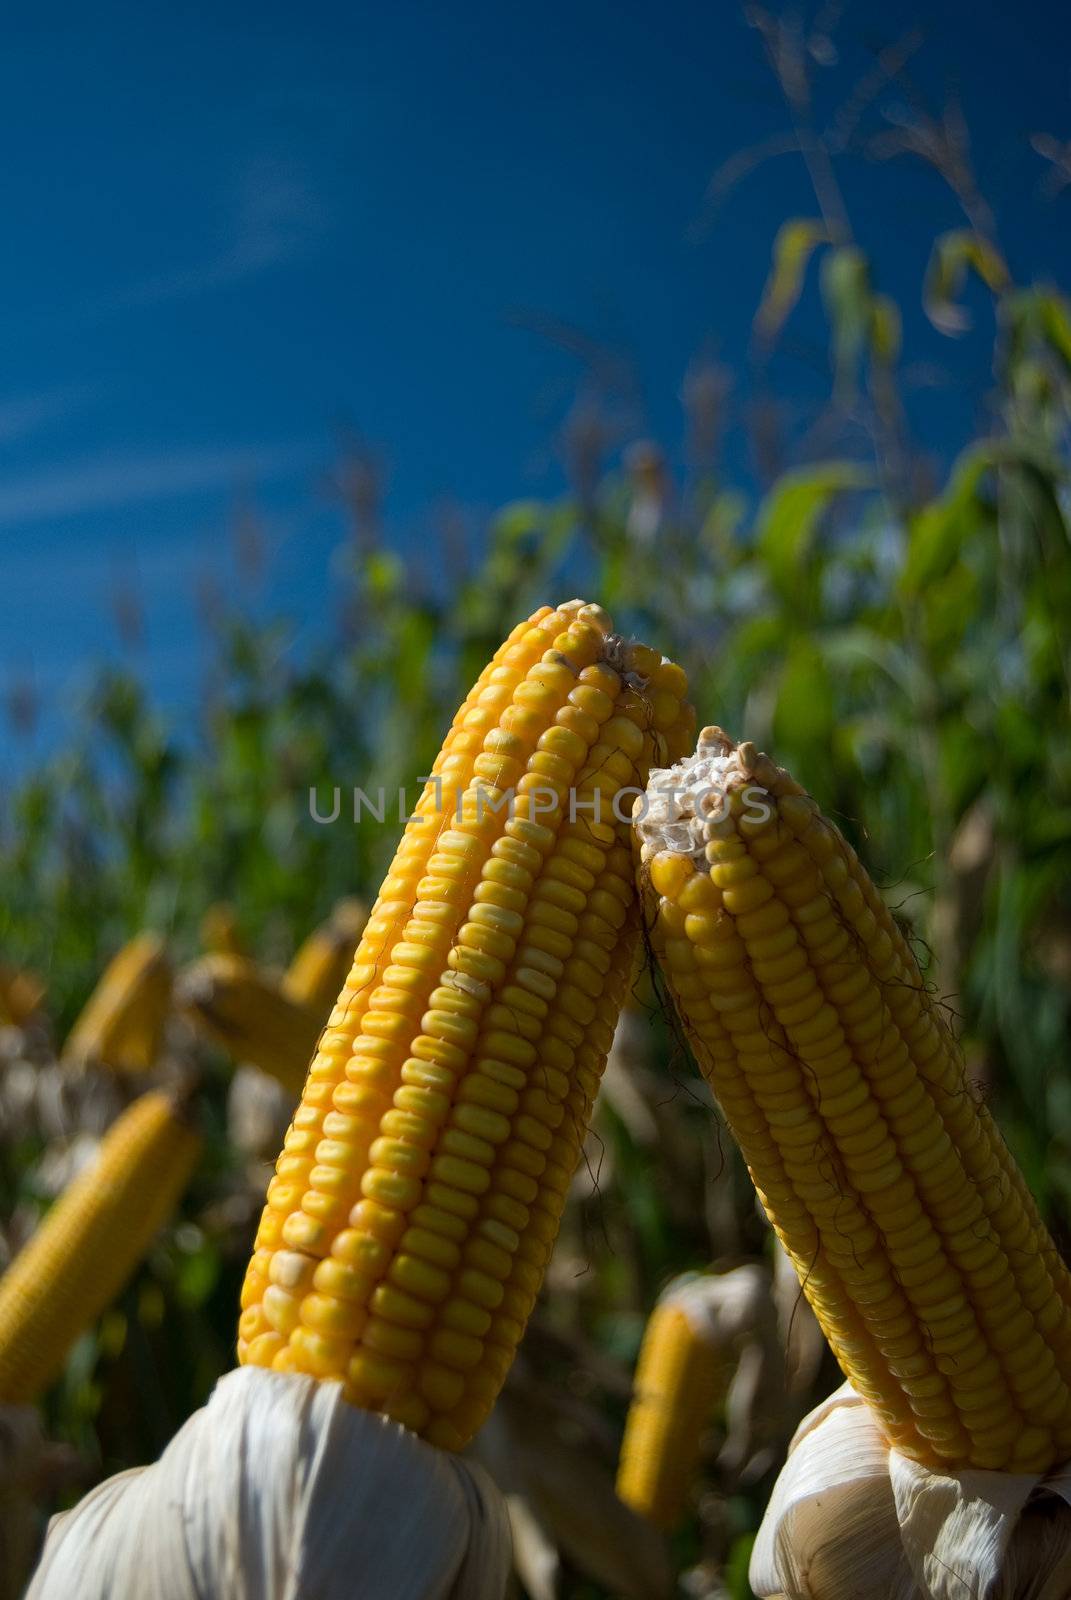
top-left (238, 600), bottom-right (693, 1448)
top-left (62, 933), bottom-right (172, 1075)
top-left (0, 1089), bottom-right (200, 1402)
top-left (634, 728), bottom-right (1071, 1473)
top-left (616, 1278), bottom-right (731, 1529)
top-left (200, 903), bottom-right (246, 958)
top-left (176, 955), bottom-right (322, 1096)
top-left (283, 899), bottom-right (369, 1018)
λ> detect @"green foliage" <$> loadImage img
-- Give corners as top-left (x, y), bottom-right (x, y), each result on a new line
top-left (755, 218), bottom-right (829, 342)
top-left (924, 230), bottom-right (1009, 336)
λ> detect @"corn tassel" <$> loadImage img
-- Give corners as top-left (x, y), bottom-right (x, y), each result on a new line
top-left (634, 728), bottom-right (1071, 1473)
top-left (0, 1089), bottom-right (200, 1402)
top-left (238, 600), bottom-right (693, 1448)
top-left (177, 955), bottom-right (322, 1096)
top-left (616, 1280), bottom-right (730, 1528)
top-left (62, 933), bottom-right (171, 1075)
top-left (284, 900), bottom-right (369, 1018)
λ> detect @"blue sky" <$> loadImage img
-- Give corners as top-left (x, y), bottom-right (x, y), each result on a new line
top-left (1, 2), bottom-right (1069, 762)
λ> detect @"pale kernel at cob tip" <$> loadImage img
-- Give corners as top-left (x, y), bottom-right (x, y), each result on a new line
top-left (633, 726), bottom-right (1071, 1474)
top-left (238, 600), bottom-right (694, 1449)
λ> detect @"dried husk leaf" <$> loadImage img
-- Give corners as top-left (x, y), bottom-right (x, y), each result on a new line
top-left (669, 1265), bottom-right (787, 1482)
top-left (1, 1406), bottom-right (62, 1600)
top-left (27, 1367), bottom-right (512, 1600)
top-left (751, 1384), bottom-right (1071, 1600)
top-left (226, 1062), bottom-right (293, 1163)
top-left (476, 1387), bottom-right (674, 1599)
top-left (500, 1488), bottom-right (560, 1600)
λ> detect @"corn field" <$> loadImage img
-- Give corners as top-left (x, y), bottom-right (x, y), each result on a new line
top-left (2, 14), bottom-right (1071, 1599)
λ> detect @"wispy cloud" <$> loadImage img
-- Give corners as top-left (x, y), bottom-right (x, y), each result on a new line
top-left (0, 384), bottom-right (101, 445)
top-left (0, 440), bottom-right (316, 527)
top-left (117, 154), bottom-right (330, 309)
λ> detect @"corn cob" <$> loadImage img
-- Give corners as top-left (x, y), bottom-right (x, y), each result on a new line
top-left (62, 933), bottom-right (171, 1075)
top-left (200, 903), bottom-right (246, 958)
top-left (634, 728), bottom-right (1071, 1473)
top-left (176, 955), bottom-right (322, 1096)
top-left (238, 600), bottom-right (693, 1448)
top-left (284, 899), bottom-right (369, 1017)
top-left (0, 1089), bottom-right (200, 1402)
top-left (616, 1278), bottom-right (730, 1528)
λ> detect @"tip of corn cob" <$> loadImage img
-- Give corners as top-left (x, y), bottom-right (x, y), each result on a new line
top-left (200, 903), bottom-right (246, 958)
top-left (633, 727), bottom-right (783, 868)
top-left (283, 901), bottom-right (370, 1015)
top-left (62, 933), bottom-right (172, 1076)
top-left (176, 955), bottom-right (322, 1096)
top-left (175, 952), bottom-right (249, 1020)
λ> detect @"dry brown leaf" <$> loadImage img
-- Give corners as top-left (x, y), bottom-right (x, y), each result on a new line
top-left (476, 1386), bottom-right (674, 1600)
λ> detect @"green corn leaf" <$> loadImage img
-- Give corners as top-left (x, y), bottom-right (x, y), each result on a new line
top-left (924, 230), bottom-right (1009, 336)
top-left (756, 461), bottom-right (870, 599)
top-left (755, 218), bottom-right (829, 343)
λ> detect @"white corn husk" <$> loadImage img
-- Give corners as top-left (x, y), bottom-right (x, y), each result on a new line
top-left (666, 1261), bottom-right (771, 1345)
top-left (226, 1062), bottom-right (293, 1162)
top-left (27, 1366), bottom-right (512, 1600)
top-left (751, 1383), bottom-right (1071, 1600)
top-left (666, 1264), bottom-right (788, 1482)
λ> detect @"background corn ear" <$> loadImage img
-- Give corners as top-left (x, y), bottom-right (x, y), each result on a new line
top-left (617, 1263), bottom-right (778, 1528)
top-left (238, 599), bottom-right (694, 1448)
top-left (0, 1089), bottom-right (201, 1402)
top-left (283, 899), bottom-right (369, 1017)
top-left (199, 904), bottom-right (246, 958)
top-left (616, 1282), bottom-right (729, 1529)
top-left (634, 727), bottom-right (1071, 1473)
top-left (62, 933), bottom-right (171, 1076)
top-left (176, 954), bottom-right (323, 1096)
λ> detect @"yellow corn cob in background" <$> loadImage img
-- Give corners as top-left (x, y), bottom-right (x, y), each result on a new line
top-left (616, 1278), bottom-right (730, 1529)
top-left (283, 899), bottom-right (369, 1017)
top-left (176, 955), bottom-right (322, 1097)
top-left (0, 1089), bottom-right (201, 1402)
top-left (62, 933), bottom-right (172, 1075)
top-left (200, 903), bottom-right (246, 958)
top-left (634, 727), bottom-right (1071, 1473)
top-left (238, 600), bottom-right (694, 1448)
